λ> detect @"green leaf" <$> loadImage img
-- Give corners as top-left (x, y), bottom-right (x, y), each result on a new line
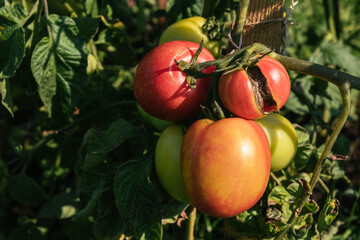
top-left (317, 198), bottom-right (339, 233)
top-left (84, 0), bottom-right (99, 17)
top-left (310, 40), bottom-right (360, 77)
top-left (0, 78), bottom-right (13, 116)
top-left (93, 191), bottom-right (126, 240)
top-left (0, 4), bottom-right (27, 26)
top-left (31, 14), bottom-right (88, 117)
top-left (83, 118), bottom-right (134, 153)
top-left (103, 0), bottom-right (131, 26)
top-left (295, 125), bottom-right (311, 145)
top-left (38, 192), bottom-right (78, 219)
top-left (30, 37), bottom-right (56, 115)
top-left (165, 0), bottom-right (205, 25)
top-left (72, 182), bottom-right (106, 221)
top-left (73, 16), bottom-right (100, 42)
top-left (0, 27), bottom-right (25, 79)
top-left (268, 185), bottom-right (289, 206)
top-left (114, 156), bottom-right (162, 240)
top-left (9, 173), bottom-right (46, 207)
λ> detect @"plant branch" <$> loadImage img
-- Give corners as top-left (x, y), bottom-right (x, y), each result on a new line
top-left (275, 82), bottom-right (351, 239)
top-left (229, 0), bottom-right (250, 50)
top-left (268, 53), bottom-right (360, 90)
top-left (43, 0), bottom-right (53, 44)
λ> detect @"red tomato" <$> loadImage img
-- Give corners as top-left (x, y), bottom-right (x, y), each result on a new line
top-left (181, 118), bottom-right (271, 218)
top-left (218, 56), bottom-right (290, 119)
top-left (134, 41), bottom-right (215, 122)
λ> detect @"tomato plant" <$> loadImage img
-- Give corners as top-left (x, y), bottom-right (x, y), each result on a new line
top-left (181, 118), bottom-right (271, 218)
top-left (134, 40), bottom-right (215, 122)
top-left (2, 1), bottom-right (360, 240)
top-left (155, 125), bottom-right (189, 203)
top-left (218, 56), bottom-right (291, 119)
top-left (255, 113), bottom-right (298, 172)
top-left (159, 16), bottom-right (222, 58)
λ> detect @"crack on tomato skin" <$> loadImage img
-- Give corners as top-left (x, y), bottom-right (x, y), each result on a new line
top-left (246, 66), bottom-right (277, 114)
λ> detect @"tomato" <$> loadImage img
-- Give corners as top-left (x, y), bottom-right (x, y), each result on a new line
top-left (255, 113), bottom-right (298, 172)
top-left (155, 125), bottom-right (190, 203)
top-left (218, 56), bottom-right (291, 120)
top-left (159, 16), bottom-right (222, 58)
top-left (181, 118), bottom-right (271, 218)
top-left (134, 41), bottom-right (215, 122)
top-left (137, 105), bottom-right (174, 132)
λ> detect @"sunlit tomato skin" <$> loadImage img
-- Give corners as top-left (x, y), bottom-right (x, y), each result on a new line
top-left (218, 56), bottom-right (291, 120)
top-left (255, 113), bottom-right (298, 172)
top-left (159, 16), bottom-right (221, 58)
top-left (155, 125), bottom-right (190, 203)
top-left (181, 118), bottom-right (271, 218)
top-left (134, 41), bottom-right (215, 122)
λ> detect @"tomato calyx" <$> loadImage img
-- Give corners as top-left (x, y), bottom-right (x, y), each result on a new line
top-left (174, 40), bottom-right (215, 89)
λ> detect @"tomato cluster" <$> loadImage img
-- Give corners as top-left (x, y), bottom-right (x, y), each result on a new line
top-left (134, 17), bottom-right (298, 218)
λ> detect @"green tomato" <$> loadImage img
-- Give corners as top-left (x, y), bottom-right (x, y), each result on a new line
top-left (159, 16), bottom-right (221, 58)
top-left (137, 105), bottom-right (174, 132)
top-left (255, 113), bottom-right (298, 172)
top-left (155, 125), bottom-right (190, 203)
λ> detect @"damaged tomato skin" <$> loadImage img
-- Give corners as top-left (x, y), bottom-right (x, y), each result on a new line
top-left (134, 41), bottom-right (215, 122)
top-left (218, 56), bottom-right (291, 120)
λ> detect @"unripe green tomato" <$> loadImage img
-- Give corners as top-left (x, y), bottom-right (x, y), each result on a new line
top-left (255, 113), bottom-right (298, 172)
top-left (159, 16), bottom-right (221, 58)
top-left (0, 159), bottom-right (8, 194)
top-left (137, 105), bottom-right (174, 132)
top-left (155, 125), bottom-right (190, 203)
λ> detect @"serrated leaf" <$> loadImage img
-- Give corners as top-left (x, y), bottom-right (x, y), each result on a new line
top-left (0, 78), bottom-right (13, 116)
top-left (73, 16), bottom-right (100, 42)
top-left (94, 191), bottom-right (126, 240)
top-left (114, 156), bottom-right (162, 240)
top-left (72, 182), bottom-right (106, 221)
top-left (294, 213), bottom-right (314, 231)
top-left (317, 198), bottom-right (339, 233)
top-left (31, 37), bottom-right (56, 115)
top-left (310, 40), bottom-right (360, 77)
top-left (83, 118), bottom-right (134, 153)
top-left (165, 0), bottom-right (204, 25)
top-left (31, 15), bottom-right (88, 117)
top-left (268, 185), bottom-right (289, 206)
top-left (0, 27), bottom-right (25, 79)
top-left (9, 173), bottom-right (46, 207)
top-left (295, 125), bottom-right (311, 145)
top-left (0, 4), bottom-right (27, 26)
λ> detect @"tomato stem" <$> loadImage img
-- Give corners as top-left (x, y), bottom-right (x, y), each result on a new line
top-left (229, 0), bottom-right (250, 51)
top-left (274, 82), bottom-right (351, 239)
top-left (185, 206), bottom-right (197, 240)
